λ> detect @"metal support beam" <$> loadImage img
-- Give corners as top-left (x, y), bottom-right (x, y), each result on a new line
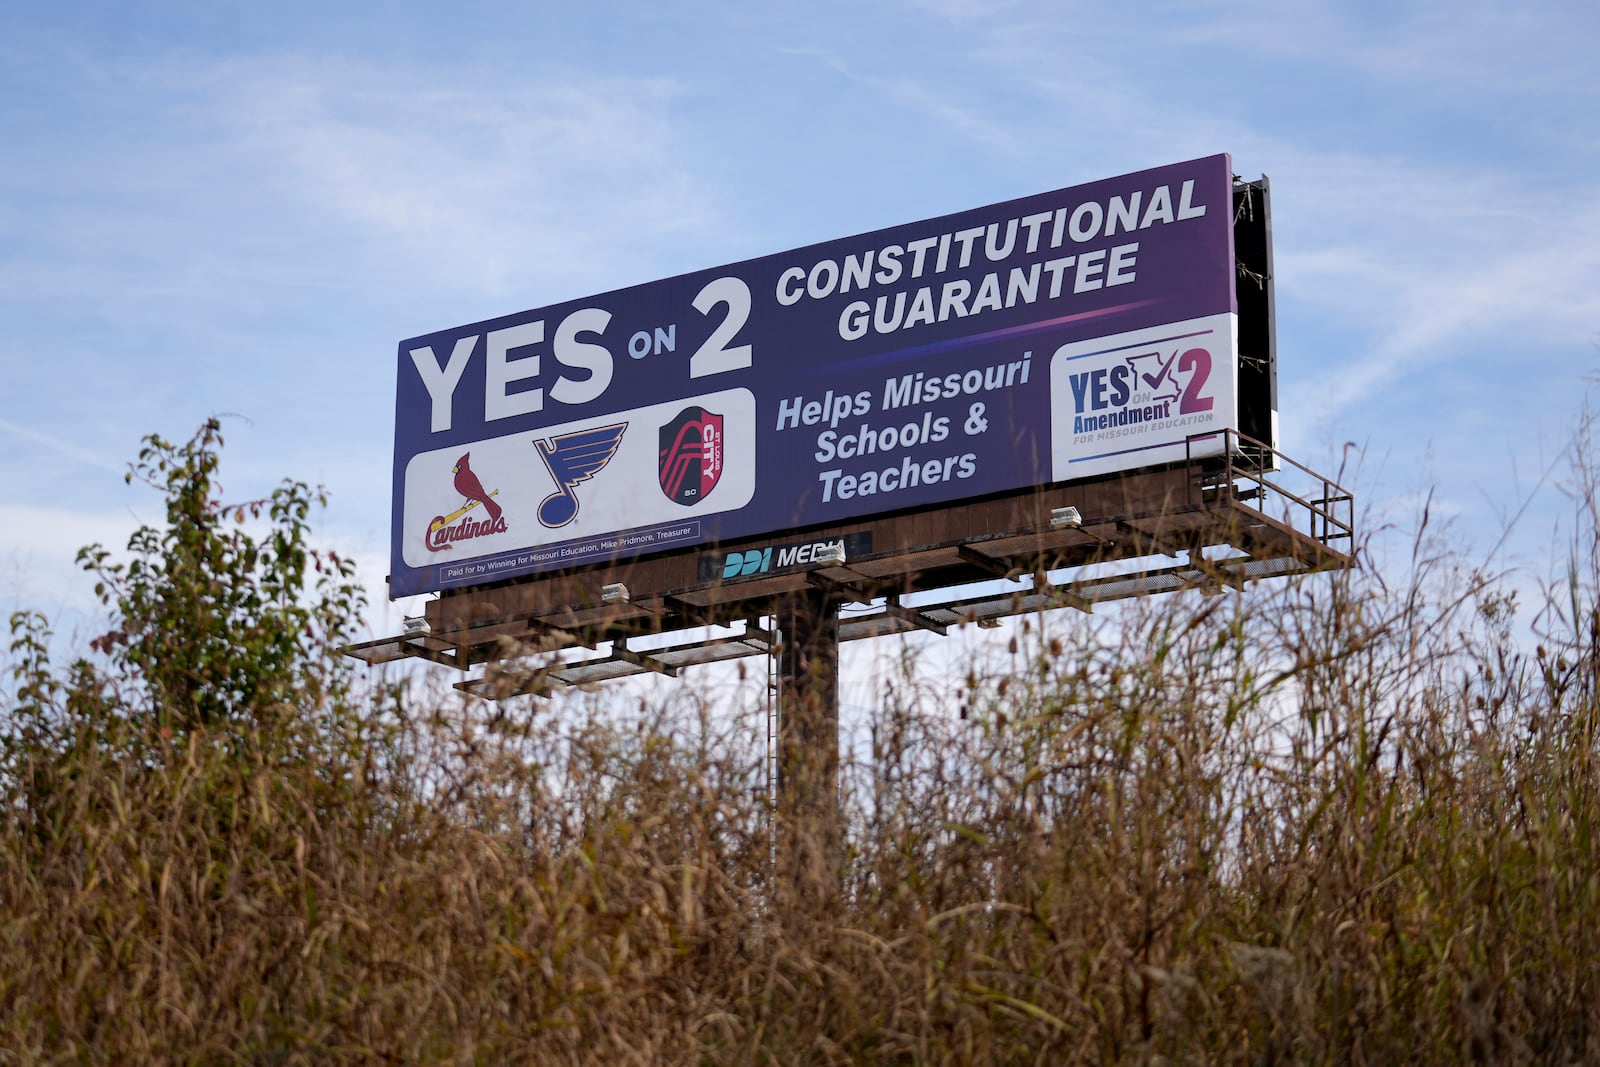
top-left (805, 568), bottom-right (878, 604)
top-left (456, 664), bottom-right (566, 700)
top-left (957, 543), bottom-right (1020, 580)
top-left (610, 639), bottom-right (679, 678)
top-left (1031, 570), bottom-right (1093, 613)
top-left (885, 598), bottom-right (949, 636)
top-left (775, 586), bottom-right (842, 917)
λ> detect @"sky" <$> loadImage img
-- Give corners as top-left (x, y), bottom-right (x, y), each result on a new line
top-left (3, 0), bottom-right (1598, 686)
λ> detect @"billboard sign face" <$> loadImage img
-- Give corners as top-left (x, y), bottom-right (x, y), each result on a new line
top-left (391, 154), bottom-right (1240, 597)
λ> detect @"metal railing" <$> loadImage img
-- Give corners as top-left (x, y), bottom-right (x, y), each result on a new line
top-left (1186, 429), bottom-right (1354, 553)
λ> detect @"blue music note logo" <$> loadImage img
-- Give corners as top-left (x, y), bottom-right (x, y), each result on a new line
top-left (535, 422), bottom-right (628, 528)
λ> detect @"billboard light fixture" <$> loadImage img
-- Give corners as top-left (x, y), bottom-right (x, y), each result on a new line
top-left (601, 583), bottom-right (631, 604)
top-left (813, 544), bottom-right (846, 566)
top-left (403, 615), bottom-right (431, 636)
top-left (1051, 506), bottom-right (1084, 530)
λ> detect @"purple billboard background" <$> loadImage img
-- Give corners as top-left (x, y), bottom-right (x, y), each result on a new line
top-left (390, 154), bottom-right (1236, 597)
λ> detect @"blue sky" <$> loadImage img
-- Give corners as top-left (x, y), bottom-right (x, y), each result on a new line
top-left (3, 0), bottom-right (1598, 653)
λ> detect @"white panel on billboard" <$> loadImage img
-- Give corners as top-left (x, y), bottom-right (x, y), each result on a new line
top-left (1049, 314), bottom-right (1238, 480)
top-left (402, 388), bottom-right (756, 574)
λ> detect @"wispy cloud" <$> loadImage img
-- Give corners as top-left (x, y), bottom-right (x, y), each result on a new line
top-left (1266, 151), bottom-right (1600, 417)
top-left (0, 52), bottom-right (724, 318)
top-left (189, 56), bottom-right (721, 297)
top-left (1171, 0), bottom-right (1600, 105)
top-left (0, 417), bottom-right (123, 475)
top-left (773, 45), bottom-right (1022, 156)
top-left (891, 0), bottom-right (1032, 24)
top-left (815, 5), bottom-right (1600, 423)
top-left (0, 503), bottom-right (147, 637)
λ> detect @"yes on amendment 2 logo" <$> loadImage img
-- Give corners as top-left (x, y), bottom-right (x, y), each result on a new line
top-left (1050, 313), bottom-right (1237, 481)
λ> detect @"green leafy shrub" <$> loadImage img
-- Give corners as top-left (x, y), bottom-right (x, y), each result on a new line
top-left (72, 418), bottom-right (364, 735)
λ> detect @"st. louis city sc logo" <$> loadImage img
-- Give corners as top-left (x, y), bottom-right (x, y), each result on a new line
top-left (536, 422), bottom-right (628, 528)
top-left (425, 452), bottom-right (508, 553)
top-left (658, 406), bottom-right (724, 505)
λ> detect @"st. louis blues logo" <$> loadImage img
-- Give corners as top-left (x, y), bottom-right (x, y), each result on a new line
top-left (658, 406), bottom-right (724, 506)
top-left (535, 422), bottom-right (628, 528)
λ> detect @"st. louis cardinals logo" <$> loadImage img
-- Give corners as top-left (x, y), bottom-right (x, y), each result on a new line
top-left (536, 422), bottom-right (628, 528)
top-left (658, 406), bottom-right (724, 506)
top-left (424, 452), bottom-right (509, 553)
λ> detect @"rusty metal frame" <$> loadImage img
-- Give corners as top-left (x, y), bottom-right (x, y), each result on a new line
top-left (345, 433), bottom-right (1355, 699)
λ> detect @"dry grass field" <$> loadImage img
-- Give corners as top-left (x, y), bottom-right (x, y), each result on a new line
top-left (5, 420), bottom-right (1600, 1063)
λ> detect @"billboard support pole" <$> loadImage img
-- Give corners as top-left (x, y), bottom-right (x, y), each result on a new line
top-left (774, 586), bottom-right (842, 914)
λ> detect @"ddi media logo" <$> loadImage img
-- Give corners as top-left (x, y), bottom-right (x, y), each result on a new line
top-left (710, 533), bottom-right (872, 582)
top-left (723, 546), bottom-right (775, 579)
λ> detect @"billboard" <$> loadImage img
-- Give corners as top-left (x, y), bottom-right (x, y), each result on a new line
top-left (391, 154), bottom-right (1247, 598)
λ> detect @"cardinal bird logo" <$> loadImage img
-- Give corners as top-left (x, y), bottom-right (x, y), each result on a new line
top-left (535, 422), bottom-right (628, 528)
top-left (424, 453), bottom-right (510, 553)
top-left (452, 453), bottom-right (502, 523)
